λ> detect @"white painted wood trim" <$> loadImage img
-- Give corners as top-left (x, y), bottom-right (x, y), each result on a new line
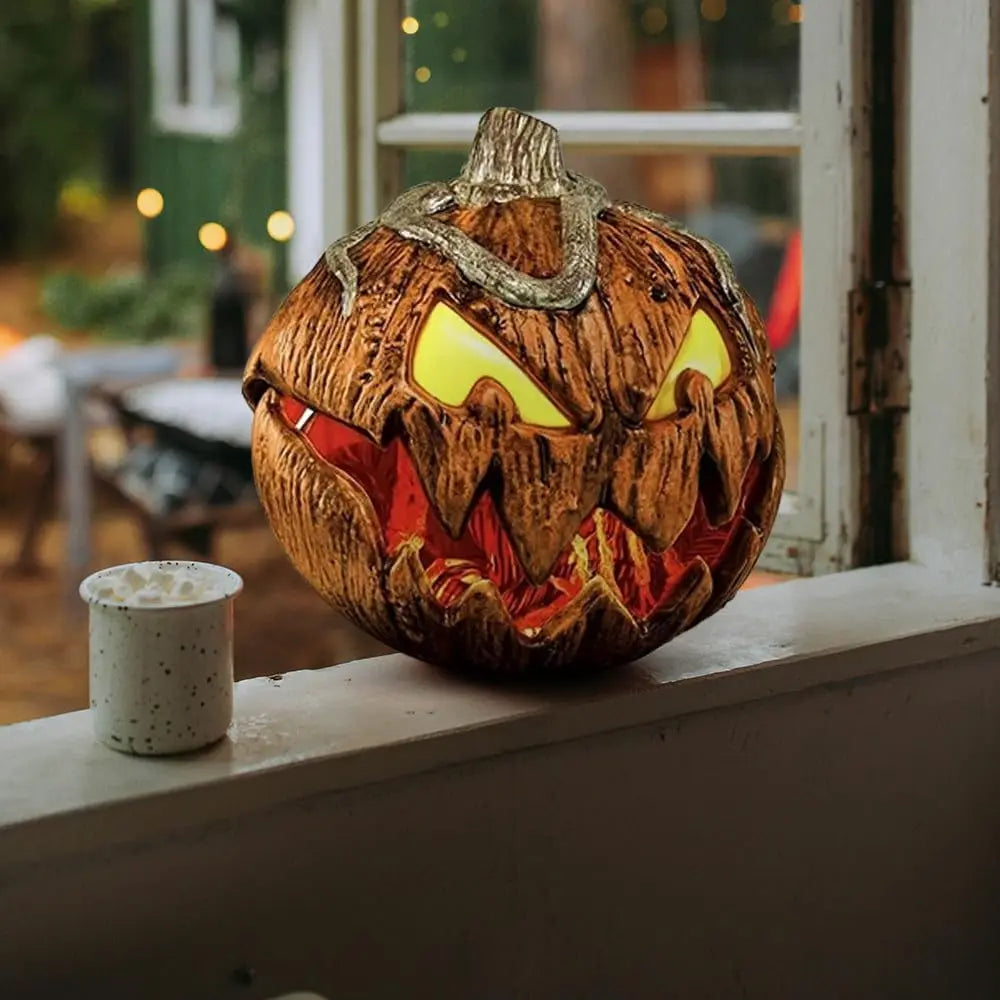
top-left (150, 0), bottom-right (182, 130)
top-left (152, 104), bottom-right (240, 137)
top-left (286, 0), bottom-right (351, 280)
top-left (989, 0), bottom-right (1000, 581)
top-left (757, 0), bottom-right (862, 572)
top-left (319, 0), bottom-right (352, 246)
top-left (356, 0), bottom-right (381, 223)
top-left (761, 419), bottom-right (826, 575)
top-left (356, 0), bottom-right (405, 221)
top-left (787, 0), bottom-right (862, 573)
top-left (150, 0), bottom-right (241, 137)
top-left (907, 2), bottom-right (993, 581)
top-left (376, 110), bottom-right (802, 155)
top-left (3, 562), bottom-right (1000, 868)
top-left (187, 0), bottom-right (215, 111)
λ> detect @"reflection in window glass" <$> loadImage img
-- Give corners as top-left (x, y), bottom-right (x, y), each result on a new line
top-left (402, 0), bottom-right (800, 113)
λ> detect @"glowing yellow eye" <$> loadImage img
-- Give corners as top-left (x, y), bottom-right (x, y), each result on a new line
top-left (644, 308), bottom-right (732, 421)
top-left (411, 302), bottom-right (572, 428)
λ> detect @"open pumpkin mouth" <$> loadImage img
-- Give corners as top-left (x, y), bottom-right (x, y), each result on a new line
top-left (274, 393), bottom-right (760, 633)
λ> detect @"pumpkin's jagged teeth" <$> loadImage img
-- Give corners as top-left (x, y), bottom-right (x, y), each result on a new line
top-left (425, 557), bottom-right (484, 607)
top-left (647, 556), bottom-right (714, 636)
top-left (407, 504), bottom-right (684, 636)
top-left (697, 519), bottom-right (762, 619)
top-left (625, 528), bottom-right (652, 592)
top-left (534, 575), bottom-right (639, 656)
top-left (696, 432), bottom-right (783, 620)
top-left (591, 510), bottom-right (621, 594)
top-left (443, 577), bottom-right (510, 628)
top-left (294, 406), bottom-right (315, 432)
top-left (385, 538), bottom-right (440, 644)
top-left (569, 534), bottom-right (591, 580)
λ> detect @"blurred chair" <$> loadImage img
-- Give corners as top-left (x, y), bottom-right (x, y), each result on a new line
top-left (0, 336), bottom-right (187, 582)
top-left (0, 336), bottom-right (66, 572)
top-left (95, 376), bottom-right (260, 562)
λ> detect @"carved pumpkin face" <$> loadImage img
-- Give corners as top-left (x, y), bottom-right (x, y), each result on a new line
top-left (244, 108), bottom-right (784, 674)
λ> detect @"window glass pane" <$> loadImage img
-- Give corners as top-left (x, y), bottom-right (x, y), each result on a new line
top-left (212, 17), bottom-right (241, 111)
top-left (402, 0), bottom-right (801, 113)
top-left (403, 149), bottom-right (801, 493)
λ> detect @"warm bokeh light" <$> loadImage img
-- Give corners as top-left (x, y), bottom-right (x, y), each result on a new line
top-left (415, 65), bottom-right (431, 83)
top-left (0, 324), bottom-right (23, 358)
top-left (198, 221), bottom-right (228, 252)
top-left (700, 0), bottom-right (727, 21)
top-left (640, 5), bottom-right (668, 34)
top-left (58, 179), bottom-right (105, 221)
top-left (401, 15), bottom-right (419, 34)
top-left (135, 187), bottom-right (164, 219)
top-left (433, 11), bottom-right (449, 28)
top-left (789, 2), bottom-right (803, 24)
top-left (266, 210), bottom-right (295, 242)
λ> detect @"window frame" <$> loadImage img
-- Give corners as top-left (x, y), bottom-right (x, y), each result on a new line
top-left (349, 0), bottom-right (860, 578)
top-left (150, 0), bottom-right (242, 137)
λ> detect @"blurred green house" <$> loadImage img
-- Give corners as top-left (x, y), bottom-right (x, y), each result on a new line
top-left (132, 0), bottom-right (543, 293)
top-left (135, 0), bottom-right (293, 287)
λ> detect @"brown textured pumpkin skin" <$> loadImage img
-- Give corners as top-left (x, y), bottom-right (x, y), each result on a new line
top-left (244, 123), bottom-right (784, 675)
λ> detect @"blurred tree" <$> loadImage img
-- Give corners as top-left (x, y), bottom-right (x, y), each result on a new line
top-left (87, 0), bottom-right (135, 192)
top-left (0, 0), bottom-right (126, 258)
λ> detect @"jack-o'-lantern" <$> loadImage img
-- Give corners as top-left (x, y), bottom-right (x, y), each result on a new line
top-left (243, 108), bottom-right (784, 674)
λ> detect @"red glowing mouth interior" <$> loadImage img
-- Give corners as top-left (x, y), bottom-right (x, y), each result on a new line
top-left (277, 395), bottom-right (759, 632)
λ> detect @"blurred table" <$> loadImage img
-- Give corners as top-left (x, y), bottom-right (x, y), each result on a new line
top-left (113, 376), bottom-right (252, 450)
top-left (95, 375), bottom-right (258, 567)
top-left (59, 345), bottom-right (186, 601)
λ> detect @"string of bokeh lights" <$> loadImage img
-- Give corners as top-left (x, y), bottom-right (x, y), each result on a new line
top-left (402, 0), bottom-right (802, 86)
top-left (135, 188), bottom-right (295, 252)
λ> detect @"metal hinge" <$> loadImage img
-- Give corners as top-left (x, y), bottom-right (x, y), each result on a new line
top-left (847, 281), bottom-right (911, 415)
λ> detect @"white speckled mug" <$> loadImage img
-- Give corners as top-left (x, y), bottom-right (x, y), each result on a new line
top-left (80, 561), bottom-right (243, 756)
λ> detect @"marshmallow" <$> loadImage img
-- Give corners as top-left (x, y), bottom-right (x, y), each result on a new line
top-left (91, 564), bottom-right (230, 606)
top-left (151, 570), bottom-right (176, 594)
top-left (122, 566), bottom-right (149, 592)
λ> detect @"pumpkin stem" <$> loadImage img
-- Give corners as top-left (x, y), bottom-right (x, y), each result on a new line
top-left (456, 108), bottom-right (572, 204)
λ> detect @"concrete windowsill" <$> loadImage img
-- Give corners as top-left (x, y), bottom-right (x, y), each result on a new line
top-left (2, 561), bottom-right (1000, 869)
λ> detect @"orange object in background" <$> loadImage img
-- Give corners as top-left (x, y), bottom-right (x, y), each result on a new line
top-left (765, 229), bottom-right (802, 353)
top-left (0, 325), bottom-right (24, 357)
